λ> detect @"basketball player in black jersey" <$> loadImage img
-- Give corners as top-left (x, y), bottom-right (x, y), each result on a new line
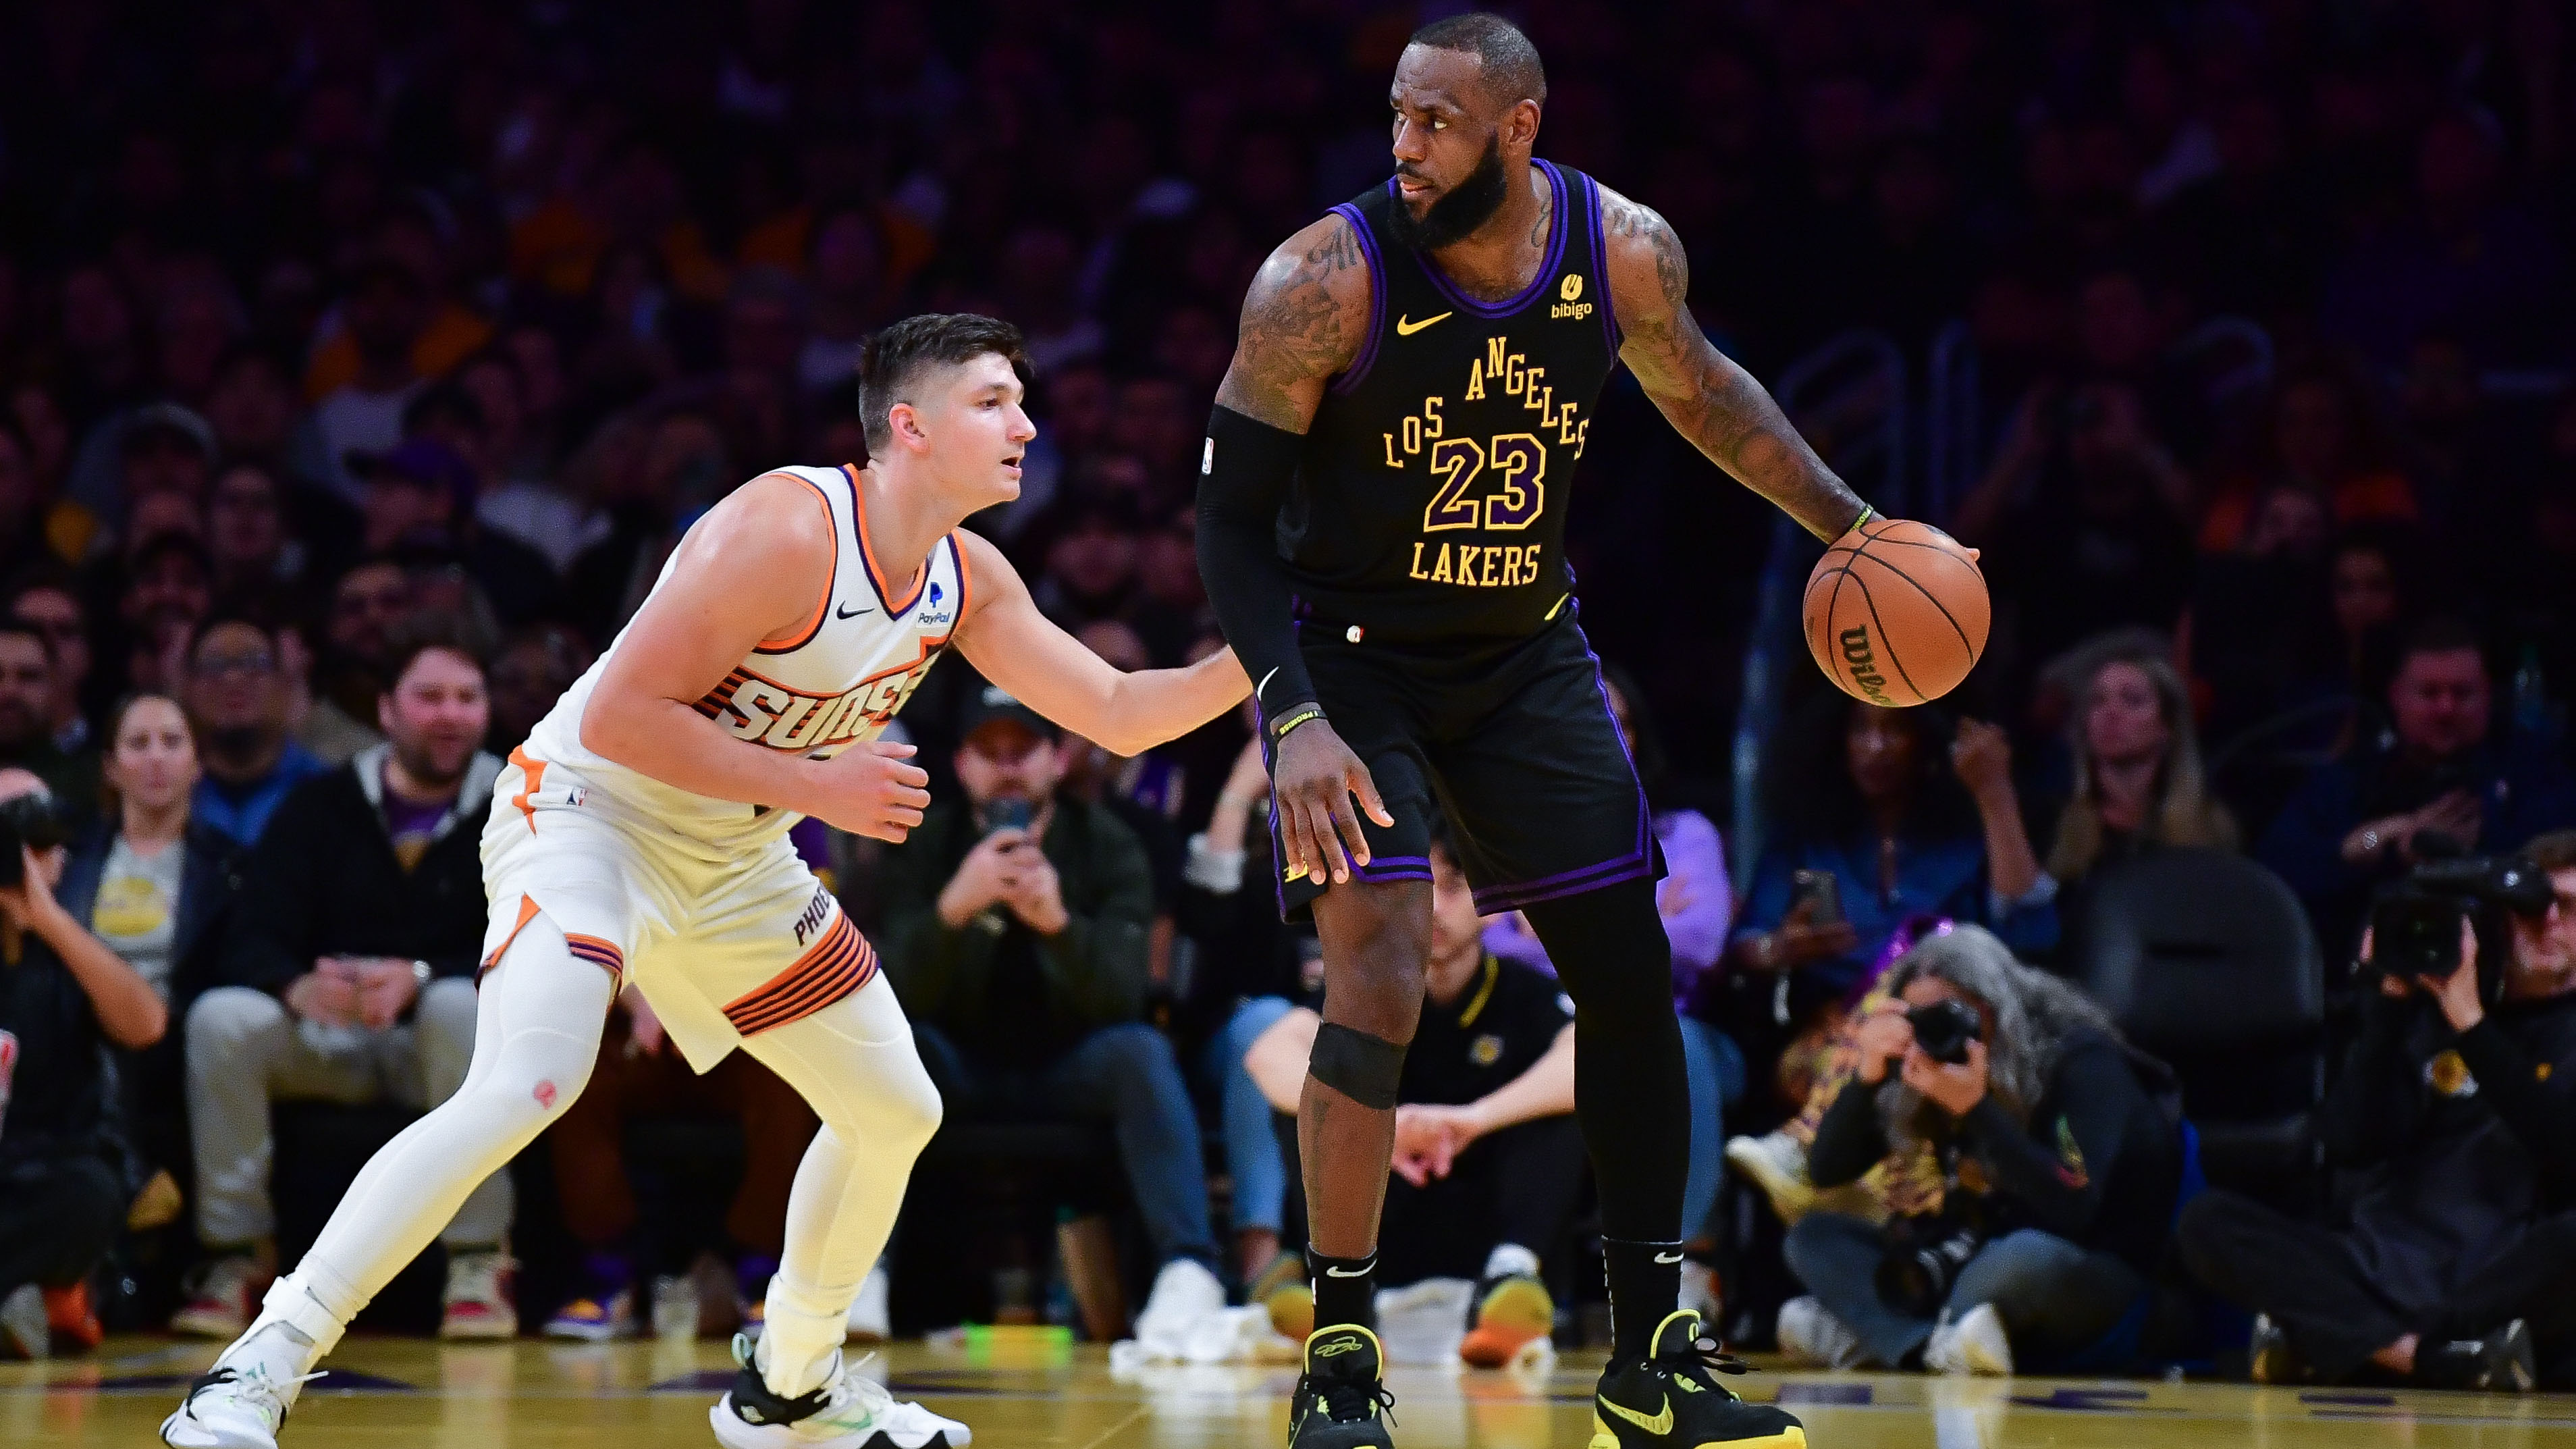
top-left (1198, 15), bottom-right (1916, 1449)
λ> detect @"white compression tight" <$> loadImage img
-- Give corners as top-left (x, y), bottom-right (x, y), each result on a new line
top-left (230, 914), bottom-right (944, 1402)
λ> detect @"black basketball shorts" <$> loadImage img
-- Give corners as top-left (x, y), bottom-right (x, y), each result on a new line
top-left (1264, 612), bottom-right (1664, 922)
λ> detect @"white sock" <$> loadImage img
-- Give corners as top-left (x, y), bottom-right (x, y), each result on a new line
top-left (1484, 1243), bottom-right (1542, 1282)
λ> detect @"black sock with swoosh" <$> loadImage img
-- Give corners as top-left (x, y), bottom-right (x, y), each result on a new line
top-left (1310, 1251), bottom-right (1378, 1333)
top-left (1603, 1238), bottom-right (1686, 1360)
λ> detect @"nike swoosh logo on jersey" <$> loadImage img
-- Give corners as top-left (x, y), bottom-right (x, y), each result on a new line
top-left (836, 602), bottom-right (873, 619)
top-left (1599, 1394), bottom-right (1673, 1435)
top-left (1394, 311), bottom-right (1452, 336)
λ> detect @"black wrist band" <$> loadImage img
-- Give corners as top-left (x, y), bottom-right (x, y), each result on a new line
top-left (1270, 704), bottom-right (1326, 742)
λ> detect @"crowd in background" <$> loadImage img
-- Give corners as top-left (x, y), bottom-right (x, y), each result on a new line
top-left (5, 0), bottom-right (2576, 1390)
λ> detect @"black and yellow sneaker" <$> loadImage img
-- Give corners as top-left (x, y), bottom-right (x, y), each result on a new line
top-left (1288, 1324), bottom-right (1397, 1448)
top-left (1590, 1310), bottom-right (1804, 1449)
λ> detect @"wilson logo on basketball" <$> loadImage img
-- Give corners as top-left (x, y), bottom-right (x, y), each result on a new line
top-left (1838, 627), bottom-right (1896, 706)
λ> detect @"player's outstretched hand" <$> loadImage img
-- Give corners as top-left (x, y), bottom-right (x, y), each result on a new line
top-left (1272, 719), bottom-right (1395, 887)
top-left (810, 739), bottom-right (933, 843)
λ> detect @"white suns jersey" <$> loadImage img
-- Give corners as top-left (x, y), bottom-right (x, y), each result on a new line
top-left (519, 463), bottom-right (969, 856)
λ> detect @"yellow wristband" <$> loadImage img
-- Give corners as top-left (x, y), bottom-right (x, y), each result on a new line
top-left (1270, 706), bottom-right (1325, 743)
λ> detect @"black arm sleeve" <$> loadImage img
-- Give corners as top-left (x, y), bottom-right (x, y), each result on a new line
top-left (1196, 404), bottom-right (1316, 716)
top-left (2451, 1018), bottom-right (2576, 1196)
top-left (1808, 1077), bottom-right (1896, 1188)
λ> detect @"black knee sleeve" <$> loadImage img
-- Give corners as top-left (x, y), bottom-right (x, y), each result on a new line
top-left (1309, 1021), bottom-right (1405, 1109)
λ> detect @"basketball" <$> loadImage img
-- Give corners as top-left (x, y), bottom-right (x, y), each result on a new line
top-left (1802, 517), bottom-right (1991, 706)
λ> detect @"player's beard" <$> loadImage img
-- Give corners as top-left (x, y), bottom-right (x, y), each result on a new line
top-left (1389, 132), bottom-right (1510, 252)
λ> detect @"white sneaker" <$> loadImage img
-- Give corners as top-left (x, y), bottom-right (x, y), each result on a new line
top-left (1725, 1131), bottom-right (1817, 1222)
top-left (160, 1361), bottom-right (323, 1448)
top-left (1776, 1295), bottom-right (1865, 1369)
top-left (1, 1284), bottom-right (45, 1359)
top-left (1923, 1302), bottom-right (2012, 1376)
top-left (171, 1255), bottom-right (265, 1339)
top-left (711, 1335), bottom-right (970, 1448)
top-left (1678, 1261), bottom-right (1723, 1325)
top-left (1130, 1258), bottom-right (1226, 1350)
top-left (845, 1267), bottom-right (890, 1343)
top-left (440, 1249), bottom-right (518, 1340)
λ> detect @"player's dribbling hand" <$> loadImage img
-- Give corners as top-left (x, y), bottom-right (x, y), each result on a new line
top-left (1272, 720), bottom-right (1395, 887)
top-left (811, 739), bottom-right (933, 843)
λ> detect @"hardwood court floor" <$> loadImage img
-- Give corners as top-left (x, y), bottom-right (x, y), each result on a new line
top-left (11, 1335), bottom-right (2576, 1447)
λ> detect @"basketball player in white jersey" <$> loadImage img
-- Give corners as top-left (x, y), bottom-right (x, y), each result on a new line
top-left (163, 313), bottom-right (1250, 1449)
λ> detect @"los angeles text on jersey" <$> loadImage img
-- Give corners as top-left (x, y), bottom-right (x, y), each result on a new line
top-left (693, 639), bottom-right (946, 751)
top-left (1379, 336), bottom-right (1588, 590)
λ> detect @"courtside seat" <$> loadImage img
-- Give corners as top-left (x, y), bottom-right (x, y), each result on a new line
top-left (2066, 848), bottom-right (2326, 1214)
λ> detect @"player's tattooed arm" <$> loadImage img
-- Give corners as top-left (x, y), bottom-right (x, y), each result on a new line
top-left (1598, 184), bottom-right (1869, 542)
top-left (1213, 211), bottom-right (1374, 433)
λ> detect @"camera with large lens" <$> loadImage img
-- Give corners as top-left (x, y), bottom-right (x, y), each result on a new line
top-left (1906, 998), bottom-right (1985, 1065)
top-left (0, 788), bottom-right (67, 889)
top-left (1877, 1206), bottom-right (1989, 1317)
top-left (2367, 848), bottom-right (2556, 1006)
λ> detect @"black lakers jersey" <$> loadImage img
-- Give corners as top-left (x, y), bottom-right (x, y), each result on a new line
top-left (1283, 159), bottom-right (1619, 645)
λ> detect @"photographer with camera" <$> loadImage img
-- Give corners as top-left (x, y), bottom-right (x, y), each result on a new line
top-left (0, 766), bottom-right (169, 1356)
top-left (1776, 925), bottom-right (2180, 1375)
top-left (2178, 831), bottom-right (2576, 1390)
top-left (877, 683), bottom-right (1227, 1342)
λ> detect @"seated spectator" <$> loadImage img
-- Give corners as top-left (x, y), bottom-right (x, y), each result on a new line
top-left (58, 694), bottom-right (240, 1191)
top-left (352, 433), bottom-right (556, 627)
top-left (173, 619), bottom-right (508, 1340)
top-left (2180, 830), bottom-right (2576, 1392)
top-left (206, 463), bottom-right (308, 597)
top-left (303, 558), bottom-right (410, 764)
top-left (117, 531), bottom-right (215, 695)
top-left (541, 980), bottom-right (822, 1342)
top-left (483, 623), bottom-right (593, 757)
top-left (2044, 644), bottom-right (2238, 930)
top-left (2260, 618), bottom-right (2576, 960)
top-left (1777, 926), bottom-right (2181, 1376)
top-left (1720, 697), bottom-right (2056, 1105)
top-left (0, 619), bottom-right (98, 824)
top-left (0, 767), bottom-right (169, 1357)
top-left (2197, 359), bottom-right (2421, 554)
top-left (1480, 661), bottom-right (1740, 1307)
top-left (1245, 816), bottom-right (1583, 1369)
top-left (9, 577), bottom-right (99, 756)
top-left (182, 612), bottom-right (329, 846)
top-left (876, 684), bottom-right (1226, 1340)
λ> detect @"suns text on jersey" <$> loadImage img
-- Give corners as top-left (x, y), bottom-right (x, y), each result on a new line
top-left (694, 641), bottom-right (946, 752)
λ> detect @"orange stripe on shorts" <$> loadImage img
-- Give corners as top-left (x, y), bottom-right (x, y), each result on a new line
top-left (508, 745), bottom-right (546, 833)
top-left (721, 913), bottom-right (876, 1036)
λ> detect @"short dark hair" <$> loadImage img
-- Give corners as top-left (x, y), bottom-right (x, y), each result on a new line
top-left (187, 608), bottom-right (278, 663)
top-left (2525, 830), bottom-right (2576, 874)
top-left (1409, 13), bottom-right (1548, 107)
top-left (0, 618), bottom-right (51, 665)
top-left (2392, 616), bottom-right (2486, 677)
top-left (383, 612), bottom-right (487, 693)
top-left (856, 313), bottom-right (1030, 452)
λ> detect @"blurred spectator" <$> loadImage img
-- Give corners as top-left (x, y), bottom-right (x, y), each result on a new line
top-left (541, 980), bottom-right (819, 1342)
top-left (0, 421), bottom-right (57, 582)
top-left (1777, 926), bottom-right (2180, 1375)
top-left (59, 694), bottom-right (240, 1194)
top-left (2182, 831), bottom-right (2576, 1391)
top-left (1483, 662), bottom-right (1741, 1275)
top-left (182, 614), bottom-right (329, 847)
top-left (8, 579), bottom-right (97, 754)
top-left (305, 560), bottom-right (409, 766)
top-left (350, 438), bottom-right (556, 627)
top-left (2261, 619), bottom-right (2576, 959)
top-left (876, 685), bottom-right (1225, 1339)
top-left (174, 620), bottom-right (506, 1341)
top-left (2043, 644), bottom-right (2238, 887)
top-left (205, 463), bottom-right (306, 597)
top-left (293, 261), bottom-right (431, 504)
top-left (1722, 697), bottom-right (2056, 1103)
top-left (0, 767), bottom-right (168, 1359)
top-left (1246, 818), bottom-right (1582, 1367)
top-left (117, 531), bottom-right (215, 696)
top-left (485, 624), bottom-right (595, 757)
top-left (0, 621), bottom-right (99, 824)
top-left (2200, 361), bottom-right (2421, 554)
top-left (1956, 381), bottom-right (2197, 675)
